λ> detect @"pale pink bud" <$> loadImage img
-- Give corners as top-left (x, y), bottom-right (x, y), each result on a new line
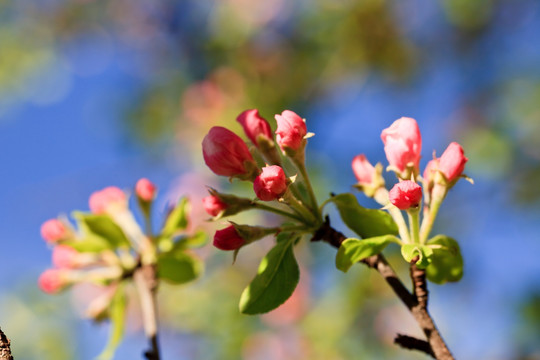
top-left (237, 109), bottom-right (273, 148)
top-left (202, 126), bottom-right (256, 178)
top-left (389, 180), bottom-right (423, 210)
top-left (423, 159), bottom-right (439, 183)
top-left (213, 225), bottom-right (246, 251)
top-left (89, 186), bottom-right (127, 214)
top-left (352, 154), bottom-right (375, 185)
top-left (38, 269), bottom-right (66, 294)
top-left (135, 178), bottom-right (157, 202)
top-left (381, 117), bottom-right (422, 173)
top-left (253, 165), bottom-right (288, 201)
top-left (438, 142), bottom-right (468, 182)
top-left (202, 195), bottom-right (228, 217)
top-left (275, 110), bottom-right (307, 151)
top-left (52, 245), bottom-right (79, 269)
top-left (40, 219), bottom-right (67, 244)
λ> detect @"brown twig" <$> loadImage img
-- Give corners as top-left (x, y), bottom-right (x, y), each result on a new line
top-left (311, 216), bottom-right (454, 359)
top-left (394, 334), bottom-right (434, 357)
top-left (0, 327), bottom-right (13, 360)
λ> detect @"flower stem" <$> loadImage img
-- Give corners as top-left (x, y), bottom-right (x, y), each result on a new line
top-left (134, 265), bottom-right (161, 360)
top-left (408, 209), bottom-right (420, 244)
top-left (420, 184), bottom-right (446, 243)
top-left (293, 158), bottom-right (322, 222)
top-left (253, 202), bottom-right (309, 224)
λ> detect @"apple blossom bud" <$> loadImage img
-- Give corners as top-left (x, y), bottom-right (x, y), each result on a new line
top-left (41, 219), bottom-right (68, 244)
top-left (89, 186), bottom-right (127, 214)
top-left (202, 126), bottom-right (258, 180)
top-left (253, 165), bottom-right (288, 201)
top-left (38, 269), bottom-right (67, 294)
top-left (237, 109), bottom-right (273, 148)
top-left (389, 180), bottom-right (423, 210)
top-left (213, 225), bottom-right (246, 251)
top-left (381, 117), bottom-right (422, 177)
top-left (275, 110), bottom-right (307, 152)
top-left (438, 142), bottom-right (468, 183)
top-left (135, 178), bottom-right (157, 202)
top-left (52, 245), bottom-right (79, 269)
top-left (352, 154), bottom-right (375, 185)
top-left (202, 195), bottom-right (228, 217)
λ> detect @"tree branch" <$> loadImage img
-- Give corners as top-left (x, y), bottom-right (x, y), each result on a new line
top-left (394, 334), bottom-right (434, 357)
top-left (311, 216), bottom-right (454, 359)
top-left (0, 327), bottom-right (13, 360)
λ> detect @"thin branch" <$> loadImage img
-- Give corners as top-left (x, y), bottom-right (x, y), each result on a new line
top-left (0, 327), bottom-right (13, 360)
top-left (311, 217), bottom-right (454, 360)
top-left (394, 334), bottom-right (434, 357)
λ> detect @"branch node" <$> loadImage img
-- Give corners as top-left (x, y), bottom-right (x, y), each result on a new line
top-left (394, 334), bottom-right (435, 358)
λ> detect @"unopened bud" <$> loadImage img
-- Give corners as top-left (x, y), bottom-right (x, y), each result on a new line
top-left (89, 187), bottom-right (127, 214)
top-left (41, 219), bottom-right (70, 244)
top-left (253, 165), bottom-right (288, 201)
top-left (38, 269), bottom-right (68, 294)
top-left (389, 180), bottom-right (423, 210)
top-left (381, 117), bottom-right (422, 179)
top-left (135, 178), bottom-right (157, 202)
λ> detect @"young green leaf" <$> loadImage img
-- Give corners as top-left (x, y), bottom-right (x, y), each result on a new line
top-left (401, 244), bottom-right (433, 269)
top-left (325, 193), bottom-right (398, 238)
top-left (425, 235), bottom-right (463, 284)
top-left (239, 234), bottom-right (299, 315)
top-left (335, 236), bottom-right (398, 272)
top-left (96, 284), bottom-right (127, 360)
top-left (161, 198), bottom-right (190, 237)
top-left (158, 252), bottom-right (203, 285)
top-left (71, 212), bottom-right (130, 252)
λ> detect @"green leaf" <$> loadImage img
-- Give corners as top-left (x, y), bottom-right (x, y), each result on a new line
top-left (71, 212), bottom-right (130, 252)
top-left (425, 235), bottom-right (463, 284)
top-left (239, 234), bottom-right (300, 315)
top-left (159, 231), bottom-right (207, 254)
top-left (401, 244), bottom-right (433, 269)
top-left (335, 236), bottom-right (397, 272)
top-left (325, 193), bottom-right (398, 238)
top-left (158, 252), bottom-right (203, 285)
top-left (96, 285), bottom-right (127, 360)
top-left (161, 197), bottom-right (190, 237)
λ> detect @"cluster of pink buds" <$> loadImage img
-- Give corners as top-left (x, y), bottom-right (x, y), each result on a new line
top-left (38, 178), bottom-right (205, 357)
top-left (202, 109), bottom-right (321, 251)
top-left (352, 116), bottom-right (470, 247)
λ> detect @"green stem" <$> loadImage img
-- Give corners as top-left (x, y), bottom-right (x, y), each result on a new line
top-left (283, 190), bottom-right (318, 226)
top-left (408, 210), bottom-right (420, 244)
top-left (419, 184), bottom-right (447, 243)
top-left (293, 158), bottom-right (322, 222)
top-left (253, 202), bottom-right (309, 224)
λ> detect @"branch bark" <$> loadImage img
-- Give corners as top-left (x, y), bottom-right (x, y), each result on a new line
top-left (133, 265), bottom-right (161, 360)
top-left (311, 217), bottom-right (454, 359)
top-left (0, 327), bottom-right (13, 360)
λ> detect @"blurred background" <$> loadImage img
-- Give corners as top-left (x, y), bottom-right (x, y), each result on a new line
top-left (1, 0), bottom-right (540, 359)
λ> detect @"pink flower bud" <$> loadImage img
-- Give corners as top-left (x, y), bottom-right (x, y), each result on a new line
top-left (389, 180), bottom-right (423, 210)
top-left (275, 110), bottom-right (307, 151)
top-left (237, 109), bottom-right (273, 148)
top-left (381, 117), bottom-right (422, 174)
top-left (438, 142), bottom-right (468, 182)
top-left (40, 219), bottom-right (67, 244)
top-left (135, 178), bottom-right (157, 202)
top-left (202, 195), bottom-right (228, 217)
top-left (89, 186), bottom-right (127, 214)
top-left (253, 165), bottom-right (288, 201)
top-left (38, 269), bottom-right (66, 294)
top-left (423, 159), bottom-right (439, 183)
top-left (202, 126), bottom-right (257, 178)
top-left (52, 245), bottom-right (79, 269)
top-left (352, 154), bottom-right (375, 185)
top-left (213, 225), bottom-right (246, 251)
